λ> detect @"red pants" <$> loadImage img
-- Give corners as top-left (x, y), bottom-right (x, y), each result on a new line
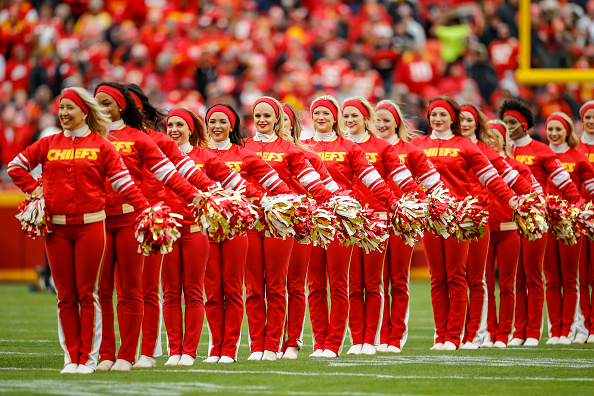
top-left (380, 235), bottom-right (414, 349)
top-left (162, 231), bottom-right (209, 357)
top-left (245, 234), bottom-right (293, 353)
top-left (283, 242), bottom-right (312, 350)
top-left (308, 241), bottom-right (354, 354)
top-left (204, 236), bottom-right (248, 359)
top-left (46, 221), bottom-right (105, 368)
top-left (100, 213), bottom-right (144, 363)
top-left (349, 244), bottom-right (386, 345)
top-left (422, 233), bottom-right (469, 347)
top-left (578, 240), bottom-right (594, 335)
top-left (463, 225), bottom-right (490, 344)
top-left (485, 230), bottom-right (520, 344)
top-left (544, 237), bottom-right (581, 338)
top-left (513, 233), bottom-right (547, 341)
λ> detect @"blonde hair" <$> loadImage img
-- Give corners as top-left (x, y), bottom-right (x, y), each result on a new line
top-left (485, 119), bottom-right (511, 157)
top-left (342, 96), bottom-right (378, 137)
top-left (547, 111), bottom-right (578, 149)
top-left (375, 100), bottom-right (415, 142)
top-left (310, 95), bottom-right (345, 137)
top-left (253, 96), bottom-right (287, 139)
top-left (281, 103), bottom-right (311, 151)
top-left (62, 87), bottom-right (110, 137)
top-left (580, 100), bottom-right (594, 121)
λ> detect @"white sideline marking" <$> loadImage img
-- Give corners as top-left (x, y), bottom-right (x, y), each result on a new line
top-left (0, 367), bottom-right (56, 371)
top-left (0, 339), bottom-right (55, 343)
top-left (0, 352), bottom-right (62, 356)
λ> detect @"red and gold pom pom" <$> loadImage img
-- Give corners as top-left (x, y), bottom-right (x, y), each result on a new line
top-left (15, 197), bottom-right (52, 239)
top-left (425, 185), bottom-right (456, 238)
top-left (354, 207), bottom-right (389, 253)
top-left (134, 203), bottom-right (182, 256)
top-left (390, 193), bottom-right (427, 246)
top-left (512, 193), bottom-right (548, 241)
top-left (259, 194), bottom-right (307, 239)
top-left (328, 195), bottom-right (366, 244)
top-left (294, 199), bottom-right (337, 248)
top-left (452, 196), bottom-right (488, 242)
top-left (546, 195), bottom-right (580, 245)
top-left (577, 202), bottom-right (594, 241)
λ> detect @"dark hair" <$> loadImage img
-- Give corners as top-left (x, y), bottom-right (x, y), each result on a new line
top-left (168, 108), bottom-right (208, 147)
top-left (95, 82), bottom-right (144, 131)
top-left (498, 98), bottom-right (535, 130)
top-left (427, 96), bottom-right (461, 135)
top-left (126, 83), bottom-right (167, 130)
top-left (206, 103), bottom-right (244, 146)
top-left (461, 103), bottom-right (489, 141)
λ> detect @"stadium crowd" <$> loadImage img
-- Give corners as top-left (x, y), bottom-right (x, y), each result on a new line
top-left (1, 0), bottom-right (593, 183)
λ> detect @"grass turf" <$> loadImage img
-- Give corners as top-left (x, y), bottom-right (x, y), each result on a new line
top-left (0, 281), bottom-right (592, 395)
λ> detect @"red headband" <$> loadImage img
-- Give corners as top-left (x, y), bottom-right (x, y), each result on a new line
top-left (167, 109), bottom-right (195, 133)
top-left (460, 105), bottom-right (478, 123)
top-left (342, 100), bottom-right (370, 120)
top-left (253, 98), bottom-right (279, 117)
top-left (580, 103), bottom-right (594, 120)
top-left (282, 104), bottom-right (294, 127)
top-left (60, 90), bottom-right (89, 115)
top-left (376, 103), bottom-right (400, 126)
top-left (503, 110), bottom-right (528, 130)
top-left (129, 91), bottom-right (143, 111)
top-left (489, 122), bottom-right (507, 140)
top-left (311, 99), bottom-right (338, 121)
top-left (546, 114), bottom-right (571, 135)
top-left (206, 105), bottom-right (237, 128)
top-left (95, 86), bottom-right (127, 111)
top-left (429, 99), bottom-right (455, 121)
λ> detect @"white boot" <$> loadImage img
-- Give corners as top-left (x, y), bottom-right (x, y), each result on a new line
top-left (441, 341), bottom-right (457, 351)
top-left (524, 338), bottom-right (539, 347)
top-left (248, 351), bottom-right (263, 361)
top-left (218, 356), bottom-right (235, 363)
top-left (60, 363), bottom-right (78, 374)
top-left (482, 341), bottom-right (494, 348)
top-left (96, 360), bottom-right (114, 371)
top-left (203, 356), bottom-right (220, 363)
top-left (110, 359), bottom-right (133, 371)
top-left (376, 344), bottom-right (388, 353)
top-left (133, 355), bottom-right (156, 368)
top-left (508, 338), bottom-right (525, 346)
top-left (346, 344), bottom-right (362, 355)
top-left (309, 349), bottom-right (324, 358)
top-left (386, 345), bottom-right (401, 353)
top-left (177, 354), bottom-right (195, 366)
top-left (558, 336), bottom-right (571, 345)
top-left (282, 347), bottom-right (299, 360)
top-left (460, 342), bottom-right (479, 350)
top-left (164, 355), bottom-right (181, 366)
top-left (74, 364), bottom-right (95, 374)
top-left (262, 350), bottom-right (277, 361)
top-left (573, 336), bottom-right (587, 344)
top-left (360, 343), bottom-right (376, 355)
top-left (587, 334), bottom-right (594, 344)
top-left (430, 343), bottom-right (444, 351)
top-left (493, 341), bottom-right (507, 348)
top-left (546, 337), bottom-right (559, 345)
top-left (321, 349), bottom-right (338, 358)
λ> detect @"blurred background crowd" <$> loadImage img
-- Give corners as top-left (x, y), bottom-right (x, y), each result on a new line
top-left (1, 0), bottom-right (594, 187)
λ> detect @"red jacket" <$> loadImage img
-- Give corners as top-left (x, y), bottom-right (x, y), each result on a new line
top-left (390, 138), bottom-right (442, 197)
top-left (576, 138), bottom-right (594, 201)
top-left (104, 124), bottom-right (208, 217)
top-left (512, 136), bottom-right (582, 204)
top-left (8, 128), bottom-right (148, 225)
top-left (351, 134), bottom-right (424, 211)
top-left (546, 145), bottom-right (594, 201)
top-left (244, 134), bottom-right (334, 202)
top-left (303, 134), bottom-right (397, 205)
top-left (207, 141), bottom-right (292, 196)
top-left (411, 132), bottom-right (516, 203)
top-left (289, 148), bottom-right (339, 196)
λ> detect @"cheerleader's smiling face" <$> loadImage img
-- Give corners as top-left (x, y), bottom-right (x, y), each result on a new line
top-left (485, 129), bottom-right (505, 152)
top-left (253, 102), bottom-right (277, 136)
top-left (343, 106), bottom-right (366, 136)
top-left (546, 120), bottom-right (567, 146)
top-left (312, 106), bottom-right (334, 133)
top-left (167, 116), bottom-right (191, 146)
top-left (208, 112), bottom-right (232, 142)
top-left (59, 98), bottom-right (86, 131)
top-left (460, 111), bottom-right (477, 138)
top-left (375, 108), bottom-right (397, 140)
top-left (429, 107), bottom-right (452, 133)
top-left (583, 109), bottom-right (594, 135)
top-left (282, 113), bottom-right (293, 134)
top-left (95, 92), bottom-right (121, 122)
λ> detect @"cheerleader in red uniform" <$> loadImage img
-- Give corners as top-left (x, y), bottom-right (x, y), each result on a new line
top-left (375, 100), bottom-right (444, 353)
top-left (341, 96), bottom-right (424, 356)
top-left (543, 112), bottom-right (594, 345)
top-left (481, 120), bottom-right (540, 348)
top-left (411, 96), bottom-right (518, 351)
top-left (245, 96), bottom-right (336, 361)
top-left (204, 103), bottom-right (292, 363)
top-left (458, 104), bottom-right (533, 349)
top-left (500, 99), bottom-right (583, 347)
top-left (8, 87), bottom-right (150, 374)
top-left (94, 82), bottom-right (213, 371)
top-left (278, 103), bottom-right (340, 360)
top-left (303, 95), bottom-right (399, 358)
top-left (576, 100), bottom-right (594, 344)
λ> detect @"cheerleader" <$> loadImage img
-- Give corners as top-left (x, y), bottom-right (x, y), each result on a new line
top-left (204, 103), bottom-right (292, 363)
top-left (278, 103), bottom-right (339, 360)
top-left (94, 82), bottom-right (212, 371)
top-left (342, 97), bottom-right (424, 355)
top-left (458, 104), bottom-right (533, 349)
top-left (481, 120), bottom-right (540, 348)
top-left (303, 95), bottom-right (399, 358)
top-left (411, 96), bottom-right (518, 351)
top-left (245, 96), bottom-right (336, 361)
top-left (543, 112), bottom-right (594, 345)
top-left (576, 100), bottom-right (594, 344)
top-left (500, 99), bottom-right (582, 347)
top-left (375, 100), bottom-right (444, 353)
top-left (7, 87), bottom-right (150, 373)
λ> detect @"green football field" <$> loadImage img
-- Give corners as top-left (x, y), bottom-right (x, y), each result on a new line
top-left (0, 281), bottom-right (592, 395)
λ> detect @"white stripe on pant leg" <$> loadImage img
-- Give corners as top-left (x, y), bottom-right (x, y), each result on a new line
top-left (543, 272), bottom-right (550, 340)
top-left (206, 317), bottom-right (214, 357)
top-left (567, 273), bottom-right (581, 340)
top-left (297, 280), bottom-right (309, 350)
top-left (474, 273), bottom-right (489, 345)
top-left (154, 256), bottom-right (165, 358)
top-left (234, 321), bottom-right (242, 361)
top-left (572, 277), bottom-right (588, 340)
top-left (338, 247), bottom-right (355, 355)
top-left (56, 305), bottom-right (70, 366)
top-left (373, 250), bottom-right (387, 346)
top-left (277, 288), bottom-right (289, 353)
top-left (401, 265), bottom-right (411, 349)
top-left (509, 256), bottom-right (518, 343)
top-left (88, 224), bottom-right (106, 369)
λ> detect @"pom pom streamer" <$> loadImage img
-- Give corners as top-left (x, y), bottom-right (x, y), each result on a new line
top-left (512, 192), bottom-right (548, 241)
top-left (134, 203), bottom-right (182, 256)
top-left (452, 196), bottom-right (488, 242)
top-left (390, 193), bottom-right (426, 246)
top-left (259, 194), bottom-right (307, 240)
top-left (294, 199), bottom-right (337, 248)
top-left (546, 195), bottom-right (580, 246)
top-left (15, 196), bottom-right (52, 239)
top-left (425, 185), bottom-right (456, 238)
top-left (577, 202), bottom-right (594, 242)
